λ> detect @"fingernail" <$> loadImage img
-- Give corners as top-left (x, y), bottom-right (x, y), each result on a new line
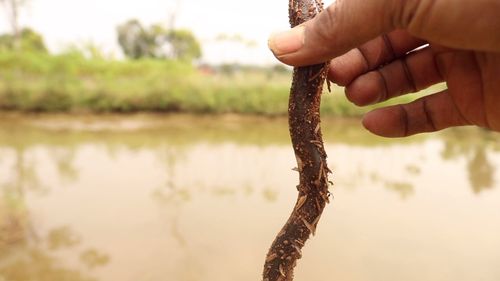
top-left (268, 26), bottom-right (305, 56)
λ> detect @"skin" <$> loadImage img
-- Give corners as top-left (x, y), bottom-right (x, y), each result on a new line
top-left (268, 0), bottom-right (500, 137)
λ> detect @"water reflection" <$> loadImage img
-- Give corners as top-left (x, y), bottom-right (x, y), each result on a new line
top-left (468, 148), bottom-right (495, 193)
top-left (47, 226), bottom-right (81, 250)
top-left (0, 205), bottom-right (106, 281)
top-left (0, 124), bottom-right (109, 280)
top-left (384, 181), bottom-right (415, 199)
top-left (0, 114), bottom-right (500, 281)
top-left (441, 128), bottom-right (499, 193)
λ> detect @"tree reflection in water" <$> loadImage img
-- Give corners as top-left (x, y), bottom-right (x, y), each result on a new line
top-left (468, 148), bottom-right (495, 194)
top-left (152, 146), bottom-right (205, 281)
top-left (0, 145), bottom-right (109, 281)
top-left (441, 128), bottom-right (499, 194)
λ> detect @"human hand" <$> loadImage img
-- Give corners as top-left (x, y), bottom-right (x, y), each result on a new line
top-left (268, 0), bottom-right (500, 137)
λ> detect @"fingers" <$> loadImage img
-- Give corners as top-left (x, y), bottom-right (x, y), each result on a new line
top-left (362, 90), bottom-right (470, 138)
top-left (329, 30), bottom-right (426, 86)
top-left (345, 47), bottom-right (444, 106)
top-left (269, 0), bottom-right (404, 66)
top-left (270, 0), bottom-right (500, 67)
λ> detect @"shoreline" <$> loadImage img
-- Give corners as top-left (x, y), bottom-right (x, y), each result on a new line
top-left (0, 111), bottom-right (362, 132)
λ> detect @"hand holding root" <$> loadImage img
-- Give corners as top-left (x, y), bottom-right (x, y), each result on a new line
top-left (269, 0), bottom-right (500, 137)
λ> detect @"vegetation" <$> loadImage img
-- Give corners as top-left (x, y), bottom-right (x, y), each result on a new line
top-left (0, 19), bottom-right (439, 116)
top-left (0, 28), bottom-right (47, 52)
top-left (0, 47), bottom-right (443, 115)
top-left (0, 49), bottom-right (440, 115)
top-left (117, 19), bottom-right (201, 62)
top-left (0, 0), bottom-right (29, 50)
top-left (0, 51), bottom-right (310, 114)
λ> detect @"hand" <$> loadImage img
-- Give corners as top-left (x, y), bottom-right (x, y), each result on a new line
top-left (268, 0), bottom-right (500, 137)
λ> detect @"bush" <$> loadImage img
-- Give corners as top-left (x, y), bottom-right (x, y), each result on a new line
top-left (0, 50), bottom-right (434, 115)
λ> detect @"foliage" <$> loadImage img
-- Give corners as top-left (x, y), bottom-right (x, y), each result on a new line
top-left (0, 28), bottom-right (47, 52)
top-left (117, 19), bottom-right (201, 62)
top-left (0, 49), bottom-right (435, 115)
top-left (116, 19), bottom-right (151, 59)
top-left (61, 41), bottom-right (109, 60)
top-left (166, 29), bottom-right (202, 61)
top-left (0, 0), bottom-right (29, 49)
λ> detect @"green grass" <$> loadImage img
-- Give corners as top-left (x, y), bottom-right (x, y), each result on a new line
top-left (0, 50), bottom-right (444, 116)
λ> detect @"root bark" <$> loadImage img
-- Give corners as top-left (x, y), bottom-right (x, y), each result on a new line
top-left (262, 1), bottom-right (331, 280)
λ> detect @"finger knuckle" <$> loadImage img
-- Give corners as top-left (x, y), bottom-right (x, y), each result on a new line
top-left (314, 4), bottom-right (338, 46)
top-left (393, 0), bottom-right (434, 32)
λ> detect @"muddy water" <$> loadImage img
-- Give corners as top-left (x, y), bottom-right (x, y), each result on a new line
top-left (0, 114), bottom-right (499, 281)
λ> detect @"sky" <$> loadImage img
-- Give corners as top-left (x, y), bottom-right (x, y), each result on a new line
top-left (0, 0), bottom-right (334, 65)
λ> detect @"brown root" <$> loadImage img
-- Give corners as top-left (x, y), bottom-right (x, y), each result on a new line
top-left (262, 1), bottom-right (331, 279)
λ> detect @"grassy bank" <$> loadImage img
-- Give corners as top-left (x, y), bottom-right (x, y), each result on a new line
top-left (0, 51), bottom-right (435, 116)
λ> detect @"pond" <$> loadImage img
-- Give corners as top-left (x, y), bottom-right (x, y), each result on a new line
top-left (0, 114), bottom-right (499, 281)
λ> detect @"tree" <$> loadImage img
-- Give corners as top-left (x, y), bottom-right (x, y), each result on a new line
top-left (0, 27), bottom-right (47, 52)
top-left (166, 29), bottom-right (201, 61)
top-left (116, 19), bottom-right (201, 62)
top-left (0, 0), bottom-right (28, 49)
top-left (117, 19), bottom-right (152, 59)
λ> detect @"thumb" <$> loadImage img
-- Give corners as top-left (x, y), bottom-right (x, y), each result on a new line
top-left (269, 0), bottom-right (405, 66)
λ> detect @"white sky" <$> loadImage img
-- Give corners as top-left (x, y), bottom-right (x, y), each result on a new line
top-left (0, 0), bottom-right (334, 65)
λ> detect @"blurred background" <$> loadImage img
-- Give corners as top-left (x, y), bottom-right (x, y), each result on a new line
top-left (0, 1), bottom-right (500, 281)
